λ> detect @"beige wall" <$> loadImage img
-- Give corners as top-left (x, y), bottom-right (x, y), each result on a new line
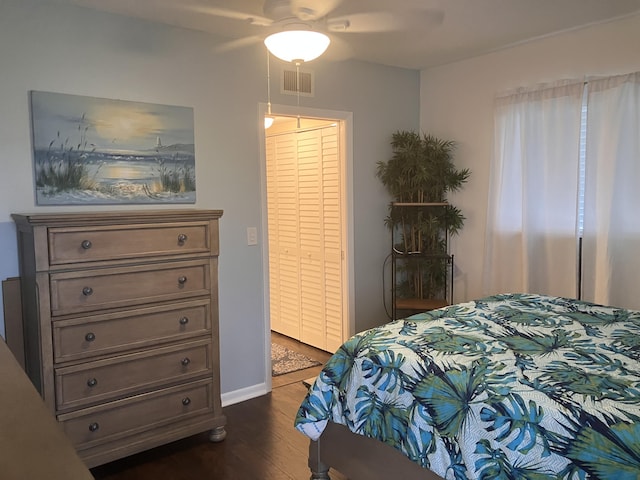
top-left (420, 13), bottom-right (640, 302)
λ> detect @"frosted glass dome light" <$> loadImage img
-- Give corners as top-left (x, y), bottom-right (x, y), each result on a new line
top-left (264, 30), bottom-right (330, 63)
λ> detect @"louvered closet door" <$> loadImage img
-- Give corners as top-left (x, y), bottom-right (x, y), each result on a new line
top-left (266, 124), bottom-right (344, 352)
top-left (266, 134), bottom-right (300, 339)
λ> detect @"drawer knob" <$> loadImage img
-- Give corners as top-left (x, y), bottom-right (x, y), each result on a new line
top-left (178, 276), bottom-right (188, 285)
top-left (182, 397), bottom-right (191, 406)
top-left (87, 378), bottom-right (98, 388)
top-left (177, 233), bottom-right (188, 245)
top-left (179, 316), bottom-right (189, 326)
top-left (181, 357), bottom-right (191, 366)
top-left (88, 422), bottom-right (100, 432)
top-left (85, 332), bottom-right (96, 342)
top-left (82, 286), bottom-right (93, 296)
top-left (81, 240), bottom-right (92, 250)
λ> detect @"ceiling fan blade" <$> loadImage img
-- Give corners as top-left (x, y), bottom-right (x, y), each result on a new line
top-left (290, 0), bottom-right (344, 20)
top-left (213, 35), bottom-right (263, 54)
top-left (327, 13), bottom-right (400, 33)
top-left (184, 5), bottom-right (273, 26)
top-left (328, 9), bottom-right (444, 33)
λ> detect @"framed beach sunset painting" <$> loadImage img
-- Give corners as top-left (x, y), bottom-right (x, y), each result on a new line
top-left (30, 91), bottom-right (196, 205)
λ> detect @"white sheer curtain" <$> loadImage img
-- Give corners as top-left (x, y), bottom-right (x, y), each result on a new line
top-left (582, 72), bottom-right (640, 309)
top-left (484, 81), bottom-right (584, 297)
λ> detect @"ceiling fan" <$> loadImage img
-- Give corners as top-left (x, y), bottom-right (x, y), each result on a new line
top-left (188, 0), bottom-right (445, 62)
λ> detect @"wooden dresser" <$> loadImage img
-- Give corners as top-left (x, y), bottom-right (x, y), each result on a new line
top-left (12, 210), bottom-right (226, 468)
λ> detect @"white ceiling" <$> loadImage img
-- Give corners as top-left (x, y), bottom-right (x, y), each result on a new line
top-left (45, 0), bottom-right (640, 69)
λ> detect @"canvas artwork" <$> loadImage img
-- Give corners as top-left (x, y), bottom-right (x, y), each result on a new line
top-left (30, 91), bottom-right (196, 205)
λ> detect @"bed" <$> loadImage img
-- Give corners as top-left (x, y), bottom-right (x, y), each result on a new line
top-left (294, 293), bottom-right (640, 479)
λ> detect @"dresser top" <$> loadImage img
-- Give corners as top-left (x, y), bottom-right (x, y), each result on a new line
top-left (12, 209), bottom-right (223, 227)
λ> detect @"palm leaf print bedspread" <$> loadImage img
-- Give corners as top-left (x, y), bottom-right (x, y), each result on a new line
top-left (295, 293), bottom-right (640, 479)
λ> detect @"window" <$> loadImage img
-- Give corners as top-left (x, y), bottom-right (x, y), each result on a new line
top-left (484, 72), bottom-right (640, 309)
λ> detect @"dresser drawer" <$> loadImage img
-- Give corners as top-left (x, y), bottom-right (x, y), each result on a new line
top-left (59, 379), bottom-right (213, 449)
top-left (50, 259), bottom-right (212, 315)
top-left (55, 339), bottom-right (212, 411)
top-left (53, 300), bottom-right (211, 363)
top-left (48, 222), bottom-right (213, 266)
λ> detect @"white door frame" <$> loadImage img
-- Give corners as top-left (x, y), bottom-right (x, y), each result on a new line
top-left (257, 102), bottom-right (354, 392)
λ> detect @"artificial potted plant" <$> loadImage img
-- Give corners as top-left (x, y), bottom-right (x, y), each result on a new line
top-left (376, 130), bottom-right (470, 310)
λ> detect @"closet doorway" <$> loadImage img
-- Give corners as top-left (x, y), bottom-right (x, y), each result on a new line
top-left (263, 112), bottom-right (351, 354)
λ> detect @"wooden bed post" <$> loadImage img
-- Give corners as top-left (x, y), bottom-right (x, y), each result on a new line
top-left (308, 439), bottom-right (330, 479)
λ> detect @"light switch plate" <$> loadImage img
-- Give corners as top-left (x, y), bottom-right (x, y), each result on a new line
top-left (247, 227), bottom-right (258, 246)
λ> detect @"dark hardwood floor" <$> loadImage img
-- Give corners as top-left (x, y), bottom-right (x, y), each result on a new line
top-left (91, 334), bottom-right (346, 480)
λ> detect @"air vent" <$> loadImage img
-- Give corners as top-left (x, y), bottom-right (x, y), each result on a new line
top-left (281, 69), bottom-right (314, 97)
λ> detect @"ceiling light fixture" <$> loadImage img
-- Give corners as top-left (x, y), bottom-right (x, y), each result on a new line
top-left (264, 29), bottom-right (330, 63)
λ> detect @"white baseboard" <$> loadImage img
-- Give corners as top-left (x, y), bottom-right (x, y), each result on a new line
top-left (221, 382), bottom-right (269, 407)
